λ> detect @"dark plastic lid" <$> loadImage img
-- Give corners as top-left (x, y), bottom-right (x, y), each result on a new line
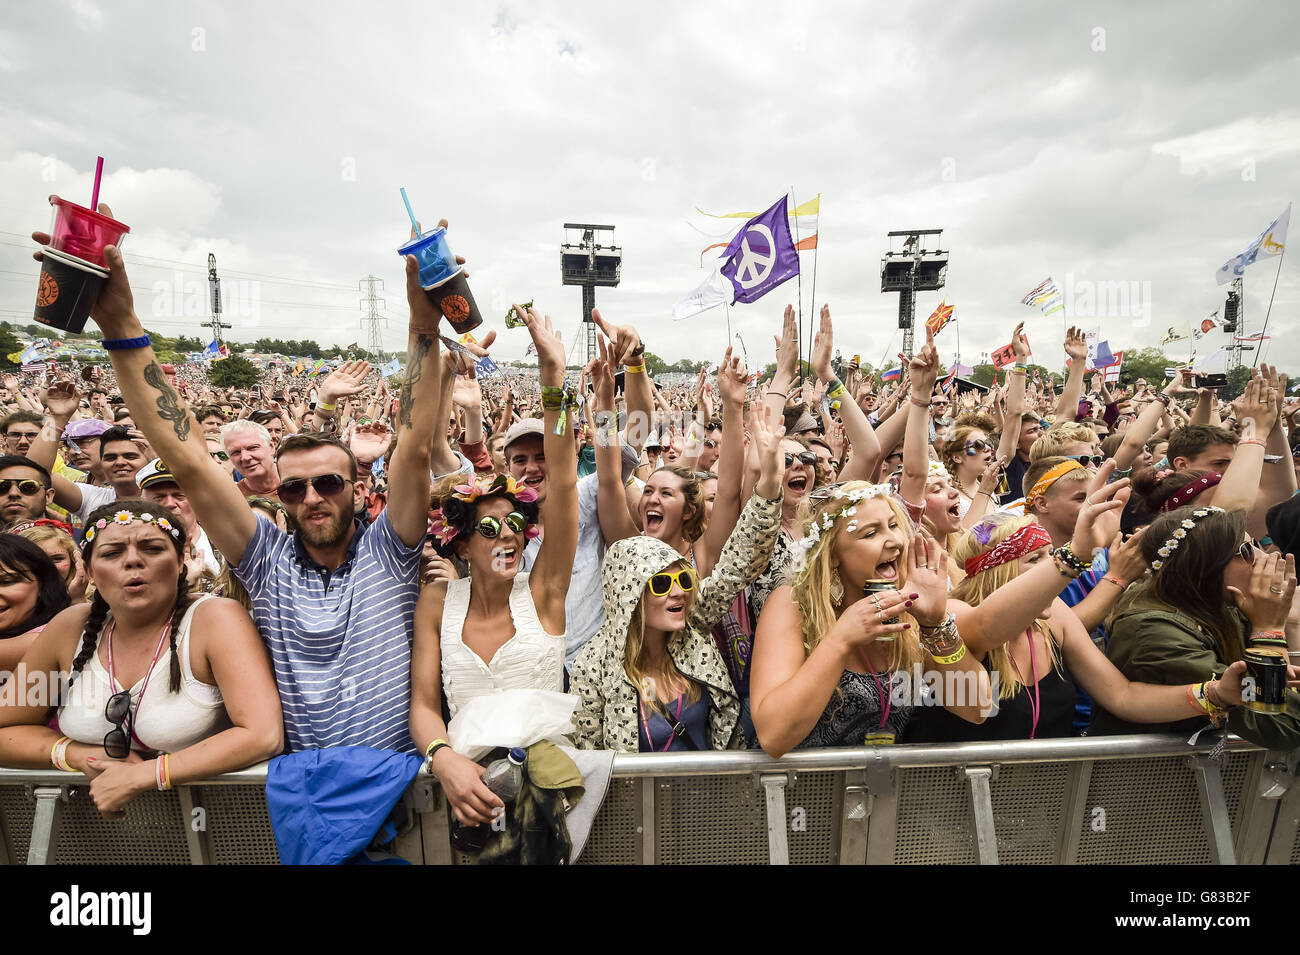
top-left (507, 747), bottom-right (527, 764)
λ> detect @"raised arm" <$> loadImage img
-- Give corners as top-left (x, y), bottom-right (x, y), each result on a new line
top-left (32, 215), bottom-right (258, 563)
top-left (590, 337), bottom-right (640, 546)
top-left (1054, 326), bottom-right (1088, 422)
top-left (994, 323), bottom-right (1028, 462)
top-left (1112, 374), bottom-right (1183, 473)
top-left (695, 347), bottom-right (749, 579)
top-left (813, 305), bottom-right (881, 481)
top-left (897, 327), bottom-right (940, 505)
top-left (523, 305), bottom-right (578, 633)
top-left (592, 309), bottom-right (650, 453)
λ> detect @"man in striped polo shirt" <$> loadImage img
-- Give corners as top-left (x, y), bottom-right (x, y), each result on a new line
top-left (63, 209), bottom-right (446, 753)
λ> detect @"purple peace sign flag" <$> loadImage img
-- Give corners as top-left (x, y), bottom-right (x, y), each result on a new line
top-left (720, 195), bottom-right (800, 305)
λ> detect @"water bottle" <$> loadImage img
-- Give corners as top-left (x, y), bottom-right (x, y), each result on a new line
top-left (481, 748), bottom-right (527, 803)
top-left (449, 748), bottom-right (527, 853)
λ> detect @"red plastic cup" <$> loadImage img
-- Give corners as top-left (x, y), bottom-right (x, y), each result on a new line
top-left (47, 196), bottom-right (130, 269)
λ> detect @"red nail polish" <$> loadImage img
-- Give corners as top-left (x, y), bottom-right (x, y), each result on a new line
top-left (903, 623), bottom-right (911, 629)
top-left (905, 601), bottom-right (914, 607)
top-left (909, 593), bottom-right (919, 600)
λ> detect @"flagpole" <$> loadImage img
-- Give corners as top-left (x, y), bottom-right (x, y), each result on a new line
top-left (725, 299), bottom-right (732, 344)
top-left (809, 192), bottom-right (821, 337)
top-left (955, 316), bottom-right (962, 367)
top-left (791, 186), bottom-right (804, 384)
top-left (1253, 246), bottom-right (1286, 369)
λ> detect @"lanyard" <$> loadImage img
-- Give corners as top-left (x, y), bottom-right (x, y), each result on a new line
top-left (639, 694), bottom-right (684, 753)
top-left (1007, 628), bottom-right (1042, 739)
top-left (859, 650), bottom-right (893, 729)
top-left (104, 616), bottom-right (173, 753)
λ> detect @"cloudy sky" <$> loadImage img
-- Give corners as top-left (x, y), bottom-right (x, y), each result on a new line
top-left (2, 0), bottom-right (1298, 375)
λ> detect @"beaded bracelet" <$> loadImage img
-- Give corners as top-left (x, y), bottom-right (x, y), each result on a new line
top-left (100, 335), bottom-right (152, 351)
top-left (1101, 575), bottom-right (1127, 590)
top-left (1051, 551), bottom-right (1082, 579)
top-left (1053, 544), bottom-right (1091, 575)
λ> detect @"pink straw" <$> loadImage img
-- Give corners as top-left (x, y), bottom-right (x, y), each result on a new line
top-left (90, 156), bottom-right (104, 210)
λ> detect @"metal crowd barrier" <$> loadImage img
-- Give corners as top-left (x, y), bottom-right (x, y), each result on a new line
top-left (2, 734), bottom-right (1298, 865)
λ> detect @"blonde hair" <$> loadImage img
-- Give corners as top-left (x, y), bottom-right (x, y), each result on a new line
top-left (622, 564), bottom-right (702, 711)
top-left (16, 525), bottom-right (76, 584)
top-left (1029, 423), bottom-right (1096, 462)
top-left (791, 482), bottom-right (925, 671)
top-left (950, 515), bottom-right (1061, 700)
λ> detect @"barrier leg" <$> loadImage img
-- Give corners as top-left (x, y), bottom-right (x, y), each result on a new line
top-left (964, 767), bottom-right (999, 865)
top-left (1057, 760), bottom-right (1094, 864)
top-left (1234, 751), bottom-right (1276, 865)
top-left (1265, 756), bottom-right (1299, 865)
top-left (179, 786), bottom-right (214, 865)
top-left (760, 772), bottom-right (791, 865)
top-left (1188, 755), bottom-right (1236, 865)
top-left (637, 777), bottom-right (656, 865)
top-left (0, 802), bottom-right (9, 865)
top-left (838, 769), bottom-right (869, 866)
top-left (419, 780), bottom-right (454, 865)
top-left (26, 785), bottom-right (66, 866)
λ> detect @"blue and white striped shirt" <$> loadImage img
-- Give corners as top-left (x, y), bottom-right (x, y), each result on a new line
top-left (233, 510), bottom-right (421, 753)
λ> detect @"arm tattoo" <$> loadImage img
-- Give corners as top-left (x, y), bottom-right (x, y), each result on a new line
top-left (399, 334), bottom-right (433, 429)
top-left (142, 362), bottom-right (191, 442)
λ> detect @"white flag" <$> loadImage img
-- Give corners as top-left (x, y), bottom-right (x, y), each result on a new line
top-left (672, 269), bottom-right (733, 321)
top-left (1191, 310), bottom-right (1221, 340)
top-left (1217, 204), bottom-right (1290, 285)
top-left (1193, 348), bottom-right (1227, 373)
top-left (1083, 327), bottom-right (1101, 369)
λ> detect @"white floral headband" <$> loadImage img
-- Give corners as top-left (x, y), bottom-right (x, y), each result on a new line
top-left (795, 484), bottom-right (895, 565)
top-left (81, 510), bottom-right (182, 551)
top-left (1150, 505), bottom-right (1222, 571)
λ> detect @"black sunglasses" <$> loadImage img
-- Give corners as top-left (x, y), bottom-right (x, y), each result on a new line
top-left (209, 450), bottom-right (230, 462)
top-left (784, 451), bottom-right (818, 468)
top-left (1238, 540), bottom-right (1259, 563)
top-left (1068, 454), bottom-right (1105, 468)
top-left (964, 439), bottom-right (992, 455)
top-left (104, 690), bottom-right (133, 759)
top-left (0, 478), bottom-right (43, 496)
top-left (278, 473), bottom-right (353, 504)
top-left (476, 511), bottom-right (527, 539)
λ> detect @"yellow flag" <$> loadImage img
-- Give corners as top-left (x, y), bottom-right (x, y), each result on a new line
top-left (790, 196), bottom-right (820, 217)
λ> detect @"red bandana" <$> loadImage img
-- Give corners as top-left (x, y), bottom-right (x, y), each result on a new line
top-left (1160, 472), bottom-right (1222, 512)
top-left (964, 522), bottom-right (1054, 577)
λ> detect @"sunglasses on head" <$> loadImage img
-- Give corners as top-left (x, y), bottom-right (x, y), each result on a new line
top-left (278, 473), bottom-right (352, 504)
top-left (1068, 454), bottom-right (1105, 467)
top-left (964, 439), bottom-right (992, 455)
top-left (647, 567), bottom-right (697, 597)
top-left (104, 690), bottom-right (133, 759)
top-left (784, 451), bottom-right (818, 468)
top-left (0, 478), bottom-right (43, 496)
top-left (475, 511), bottom-right (527, 539)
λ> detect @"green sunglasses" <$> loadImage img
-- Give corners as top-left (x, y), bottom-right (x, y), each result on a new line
top-left (476, 511), bottom-right (527, 539)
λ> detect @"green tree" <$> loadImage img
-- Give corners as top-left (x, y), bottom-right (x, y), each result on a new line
top-left (642, 351), bottom-right (666, 377)
top-left (0, 325), bottom-right (22, 368)
top-left (207, 355), bottom-right (260, 389)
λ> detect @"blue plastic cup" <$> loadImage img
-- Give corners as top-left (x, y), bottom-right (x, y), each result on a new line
top-left (397, 227), bottom-right (459, 289)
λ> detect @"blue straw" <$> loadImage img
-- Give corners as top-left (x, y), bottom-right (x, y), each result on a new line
top-left (399, 187), bottom-right (420, 236)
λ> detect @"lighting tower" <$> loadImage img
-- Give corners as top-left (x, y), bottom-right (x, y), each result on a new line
top-left (1223, 278), bottom-right (1245, 372)
top-left (880, 230), bottom-right (948, 358)
top-left (561, 223), bottom-right (621, 363)
top-left (359, 275), bottom-right (387, 361)
top-left (206, 253), bottom-right (231, 345)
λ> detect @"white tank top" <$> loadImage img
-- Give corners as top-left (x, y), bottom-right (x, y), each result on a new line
top-left (57, 594), bottom-right (228, 754)
top-left (439, 572), bottom-right (565, 719)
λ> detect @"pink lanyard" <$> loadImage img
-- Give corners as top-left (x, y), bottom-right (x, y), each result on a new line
top-left (1011, 628), bottom-right (1042, 740)
top-left (639, 695), bottom-right (684, 752)
top-left (859, 651), bottom-right (892, 729)
top-left (104, 617), bottom-right (173, 752)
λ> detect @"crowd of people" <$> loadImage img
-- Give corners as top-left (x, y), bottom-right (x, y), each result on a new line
top-left (1, 211), bottom-right (1299, 829)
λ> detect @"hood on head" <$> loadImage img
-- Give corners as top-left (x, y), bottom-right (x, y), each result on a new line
top-left (599, 535), bottom-right (686, 646)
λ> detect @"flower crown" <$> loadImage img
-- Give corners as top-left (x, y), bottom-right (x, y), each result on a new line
top-left (793, 484), bottom-right (895, 571)
top-left (428, 473), bottom-right (540, 547)
top-left (1150, 505), bottom-right (1222, 571)
top-left (81, 510), bottom-right (181, 551)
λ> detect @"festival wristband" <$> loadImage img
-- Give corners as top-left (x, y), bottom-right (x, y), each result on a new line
top-left (1238, 438), bottom-right (1266, 447)
top-left (929, 644), bottom-right (968, 666)
top-left (424, 739), bottom-right (451, 766)
top-left (909, 396), bottom-right (931, 409)
top-left (99, 335), bottom-right (152, 351)
top-left (51, 736), bottom-right (74, 772)
top-left (625, 362), bottom-right (646, 375)
top-left (317, 402), bottom-right (337, 412)
top-left (1101, 575), bottom-right (1127, 590)
top-left (827, 379), bottom-right (847, 399)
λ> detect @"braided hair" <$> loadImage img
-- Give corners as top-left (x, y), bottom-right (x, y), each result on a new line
top-left (68, 500), bottom-right (193, 693)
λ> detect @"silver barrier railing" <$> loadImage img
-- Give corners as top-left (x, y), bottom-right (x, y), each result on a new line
top-left (2, 734), bottom-right (1297, 865)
